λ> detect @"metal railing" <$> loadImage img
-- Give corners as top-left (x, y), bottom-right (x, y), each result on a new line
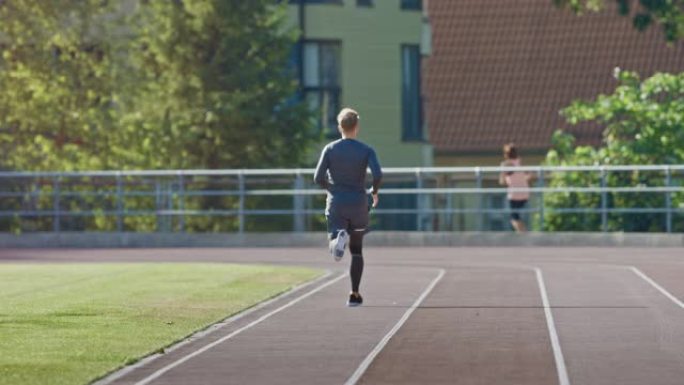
top-left (0, 165), bottom-right (682, 233)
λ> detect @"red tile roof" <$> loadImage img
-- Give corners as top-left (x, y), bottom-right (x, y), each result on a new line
top-left (425, 0), bottom-right (684, 153)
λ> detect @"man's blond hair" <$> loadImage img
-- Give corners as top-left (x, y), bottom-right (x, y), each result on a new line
top-left (337, 108), bottom-right (359, 132)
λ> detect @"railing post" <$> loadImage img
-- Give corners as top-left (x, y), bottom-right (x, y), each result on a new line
top-left (155, 178), bottom-right (161, 232)
top-left (416, 169), bottom-right (423, 231)
top-left (53, 175), bottom-right (61, 232)
top-left (445, 181), bottom-right (453, 231)
top-left (116, 172), bottom-right (123, 232)
top-left (665, 166), bottom-right (672, 233)
top-left (178, 173), bottom-right (185, 233)
top-left (475, 167), bottom-right (483, 231)
top-left (538, 168), bottom-right (545, 231)
top-left (293, 172), bottom-right (305, 232)
top-left (600, 167), bottom-right (608, 232)
top-left (238, 172), bottom-right (245, 234)
top-left (166, 179), bottom-right (173, 232)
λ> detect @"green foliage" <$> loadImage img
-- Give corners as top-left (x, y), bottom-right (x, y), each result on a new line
top-left (553, 0), bottom-right (684, 41)
top-left (0, 0), bottom-right (126, 171)
top-left (0, 0), bottom-right (314, 172)
top-left (125, 0), bottom-right (316, 170)
top-left (0, 0), bottom-right (318, 232)
top-left (543, 69), bottom-right (684, 232)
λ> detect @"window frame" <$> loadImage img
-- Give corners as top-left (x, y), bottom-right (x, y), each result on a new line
top-left (400, 44), bottom-right (424, 142)
top-left (301, 39), bottom-right (343, 136)
top-left (400, 0), bottom-right (422, 11)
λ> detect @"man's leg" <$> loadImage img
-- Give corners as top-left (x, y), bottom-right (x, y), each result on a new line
top-left (349, 230), bottom-right (365, 294)
top-left (347, 203), bottom-right (369, 306)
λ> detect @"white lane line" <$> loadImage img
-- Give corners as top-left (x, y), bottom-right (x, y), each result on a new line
top-left (534, 267), bottom-right (571, 385)
top-left (96, 271), bottom-right (335, 385)
top-left (629, 266), bottom-right (684, 309)
top-left (133, 272), bottom-right (348, 385)
top-left (344, 268), bottom-right (446, 385)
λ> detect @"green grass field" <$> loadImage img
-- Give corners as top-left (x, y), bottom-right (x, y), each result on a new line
top-left (0, 263), bottom-right (321, 385)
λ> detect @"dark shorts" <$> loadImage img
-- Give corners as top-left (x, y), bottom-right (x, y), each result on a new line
top-left (326, 203), bottom-right (369, 240)
top-left (509, 199), bottom-right (527, 221)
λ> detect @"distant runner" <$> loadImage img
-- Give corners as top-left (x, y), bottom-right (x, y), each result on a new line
top-left (314, 108), bottom-right (382, 307)
top-left (499, 143), bottom-right (530, 233)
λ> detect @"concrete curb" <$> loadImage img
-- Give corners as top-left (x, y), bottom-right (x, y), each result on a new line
top-left (0, 231), bottom-right (682, 248)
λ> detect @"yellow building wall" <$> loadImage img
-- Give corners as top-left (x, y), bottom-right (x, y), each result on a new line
top-left (288, 0), bottom-right (432, 167)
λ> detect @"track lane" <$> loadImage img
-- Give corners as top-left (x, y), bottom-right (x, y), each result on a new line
top-left (543, 265), bottom-right (684, 385)
top-left (356, 267), bottom-right (559, 385)
top-left (111, 266), bottom-right (441, 385)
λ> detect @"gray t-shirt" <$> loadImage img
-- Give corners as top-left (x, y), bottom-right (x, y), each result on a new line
top-left (313, 138), bottom-right (383, 206)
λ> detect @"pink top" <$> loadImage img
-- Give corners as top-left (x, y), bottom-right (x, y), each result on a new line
top-left (503, 158), bottom-right (529, 201)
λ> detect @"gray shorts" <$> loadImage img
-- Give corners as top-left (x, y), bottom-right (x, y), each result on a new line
top-left (326, 203), bottom-right (369, 239)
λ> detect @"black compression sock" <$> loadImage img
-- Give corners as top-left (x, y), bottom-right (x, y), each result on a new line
top-left (350, 254), bottom-right (364, 293)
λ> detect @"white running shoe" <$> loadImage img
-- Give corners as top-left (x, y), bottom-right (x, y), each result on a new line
top-left (329, 229), bottom-right (349, 262)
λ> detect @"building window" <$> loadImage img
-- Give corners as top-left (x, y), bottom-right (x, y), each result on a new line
top-left (303, 41), bottom-right (342, 135)
top-left (400, 0), bottom-right (422, 10)
top-left (401, 45), bottom-right (423, 141)
top-left (357, 0), bottom-right (373, 6)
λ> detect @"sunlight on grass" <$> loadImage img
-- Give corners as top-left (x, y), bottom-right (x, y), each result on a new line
top-left (0, 263), bottom-right (321, 385)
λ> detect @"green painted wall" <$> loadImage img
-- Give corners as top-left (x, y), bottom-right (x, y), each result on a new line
top-left (288, 0), bottom-right (432, 167)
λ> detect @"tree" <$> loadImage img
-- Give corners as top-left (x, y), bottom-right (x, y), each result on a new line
top-left (543, 69), bottom-right (684, 232)
top-left (0, 0), bottom-right (129, 171)
top-left (553, 0), bottom-right (684, 41)
top-left (0, 0), bottom-right (315, 171)
top-left (0, 0), bottom-right (317, 232)
top-left (122, 0), bottom-right (315, 170)
top-left (0, 1), bottom-right (135, 232)
top-left (122, 1), bottom-right (317, 232)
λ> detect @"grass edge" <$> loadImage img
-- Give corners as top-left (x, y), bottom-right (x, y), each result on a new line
top-left (88, 268), bottom-right (329, 385)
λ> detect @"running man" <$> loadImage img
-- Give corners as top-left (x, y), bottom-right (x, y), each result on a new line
top-left (314, 108), bottom-right (382, 307)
